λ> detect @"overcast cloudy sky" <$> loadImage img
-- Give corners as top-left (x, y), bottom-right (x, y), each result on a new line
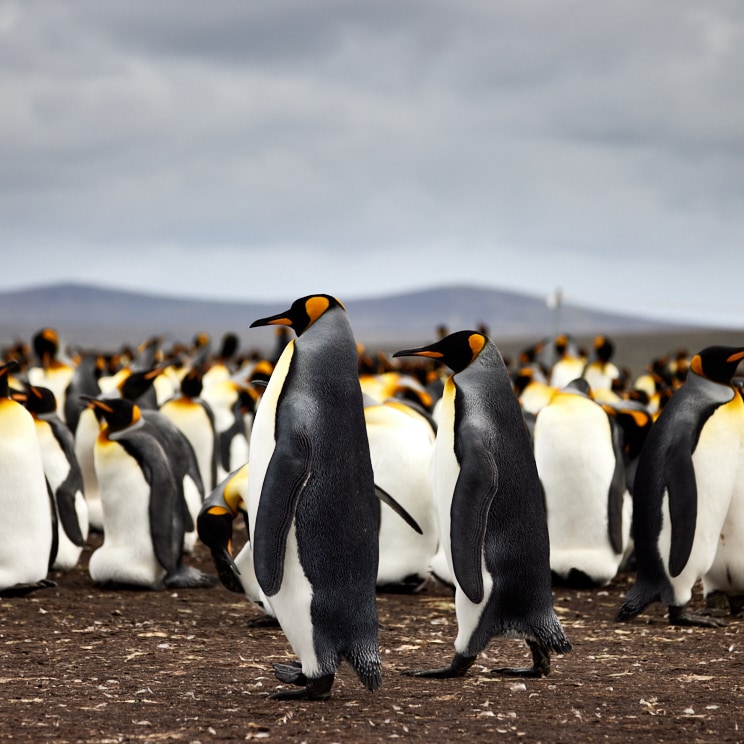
top-left (1, 1), bottom-right (743, 327)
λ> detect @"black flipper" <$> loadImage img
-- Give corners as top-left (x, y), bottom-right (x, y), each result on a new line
top-left (46, 478), bottom-right (59, 570)
top-left (450, 442), bottom-right (498, 604)
top-left (375, 485), bottom-right (423, 534)
top-left (664, 437), bottom-right (698, 578)
top-left (607, 418), bottom-right (627, 555)
top-left (120, 435), bottom-right (181, 577)
top-left (253, 429), bottom-right (312, 598)
top-left (55, 479), bottom-right (86, 548)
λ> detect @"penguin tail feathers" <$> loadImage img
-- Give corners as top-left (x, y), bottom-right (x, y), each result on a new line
top-left (615, 581), bottom-right (661, 622)
top-left (164, 565), bottom-right (219, 589)
top-left (537, 618), bottom-right (573, 656)
top-left (345, 647), bottom-right (382, 692)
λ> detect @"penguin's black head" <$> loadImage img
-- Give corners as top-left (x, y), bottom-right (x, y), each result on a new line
top-left (250, 294), bottom-right (345, 336)
top-left (393, 330), bottom-right (488, 374)
top-left (180, 367), bottom-right (204, 398)
top-left (32, 327), bottom-right (59, 367)
top-left (594, 335), bottom-right (614, 363)
top-left (80, 395), bottom-right (141, 433)
top-left (219, 332), bottom-right (239, 360)
top-left (118, 367), bottom-right (162, 402)
top-left (0, 360), bottom-right (20, 397)
top-left (18, 384), bottom-right (57, 415)
top-left (690, 345), bottom-right (744, 385)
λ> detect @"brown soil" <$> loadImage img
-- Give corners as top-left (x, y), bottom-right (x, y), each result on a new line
top-left (1, 530), bottom-right (743, 744)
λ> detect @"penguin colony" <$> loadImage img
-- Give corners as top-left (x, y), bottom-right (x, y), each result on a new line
top-left (1, 308), bottom-right (743, 701)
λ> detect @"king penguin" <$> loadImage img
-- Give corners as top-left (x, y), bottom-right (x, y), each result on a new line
top-left (703, 382), bottom-right (744, 614)
top-left (533, 379), bottom-right (631, 587)
top-left (247, 294), bottom-right (385, 701)
top-left (82, 396), bottom-right (215, 590)
top-left (393, 330), bottom-right (572, 679)
top-left (16, 383), bottom-right (89, 572)
top-left (617, 345), bottom-right (744, 626)
top-left (197, 463), bottom-right (280, 627)
top-left (365, 399), bottom-right (438, 592)
top-left (27, 327), bottom-right (74, 423)
top-left (0, 362), bottom-right (55, 594)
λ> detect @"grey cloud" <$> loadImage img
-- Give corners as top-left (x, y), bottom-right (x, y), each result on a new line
top-left (0, 1), bottom-right (743, 324)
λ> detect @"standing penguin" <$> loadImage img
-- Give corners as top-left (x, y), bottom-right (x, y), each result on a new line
top-left (617, 345), bottom-right (744, 626)
top-left (394, 330), bottom-right (571, 678)
top-left (533, 379), bottom-right (631, 588)
top-left (247, 294), bottom-right (384, 701)
top-left (16, 383), bottom-right (89, 572)
top-left (27, 328), bottom-right (74, 423)
top-left (703, 384), bottom-right (744, 614)
top-left (365, 399), bottom-right (438, 592)
top-left (0, 362), bottom-right (55, 594)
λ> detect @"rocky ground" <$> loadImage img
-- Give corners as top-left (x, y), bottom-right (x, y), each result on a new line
top-left (1, 528), bottom-right (743, 743)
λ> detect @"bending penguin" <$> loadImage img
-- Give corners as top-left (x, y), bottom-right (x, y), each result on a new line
top-left (617, 345), bottom-right (744, 626)
top-left (81, 395), bottom-right (215, 590)
top-left (247, 294), bottom-right (406, 700)
top-left (197, 462), bottom-right (279, 627)
top-left (394, 330), bottom-right (572, 679)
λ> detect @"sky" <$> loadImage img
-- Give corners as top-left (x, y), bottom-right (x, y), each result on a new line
top-left (1, 1), bottom-right (743, 328)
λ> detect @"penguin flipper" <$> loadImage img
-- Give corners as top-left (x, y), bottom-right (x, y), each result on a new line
top-left (210, 548), bottom-right (245, 594)
top-left (607, 418), bottom-right (627, 555)
top-left (450, 442), bottom-right (499, 605)
top-left (133, 444), bottom-right (181, 577)
top-left (253, 430), bottom-right (312, 598)
top-left (664, 440), bottom-right (697, 578)
top-left (56, 481), bottom-right (87, 548)
top-left (374, 485), bottom-right (423, 534)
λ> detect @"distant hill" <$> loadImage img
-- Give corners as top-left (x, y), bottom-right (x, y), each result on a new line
top-left (0, 281), bottom-right (686, 354)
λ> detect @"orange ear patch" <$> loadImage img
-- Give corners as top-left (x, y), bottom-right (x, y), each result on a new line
top-left (690, 354), bottom-right (703, 376)
top-left (468, 333), bottom-right (485, 358)
top-left (305, 295), bottom-right (331, 323)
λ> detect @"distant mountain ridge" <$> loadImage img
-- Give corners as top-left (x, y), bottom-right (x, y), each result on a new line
top-left (0, 281), bottom-right (683, 352)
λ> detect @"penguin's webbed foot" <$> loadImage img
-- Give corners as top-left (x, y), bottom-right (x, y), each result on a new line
top-left (491, 641), bottom-right (551, 678)
top-left (377, 574), bottom-right (430, 595)
top-left (270, 673), bottom-right (334, 701)
top-left (0, 578), bottom-right (57, 598)
top-left (668, 604), bottom-right (727, 628)
top-left (247, 614), bottom-right (281, 629)
top-left (705, 591), bottom-right (744, 617)
top-left (402, 652), bottom-right (476, 679)
top-left (272, 661), bottom-right (306, 685)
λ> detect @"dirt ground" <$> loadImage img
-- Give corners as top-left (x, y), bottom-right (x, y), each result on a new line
top-left (0, 525), bottom-right (742, 744)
